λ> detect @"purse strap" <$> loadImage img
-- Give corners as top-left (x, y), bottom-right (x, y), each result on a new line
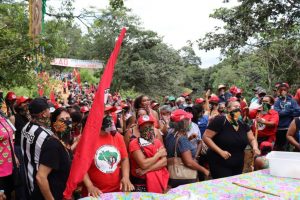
top-left (174, 133), bottom-right (182, 158)
top-left (0, 117), bottom-right (17, 167)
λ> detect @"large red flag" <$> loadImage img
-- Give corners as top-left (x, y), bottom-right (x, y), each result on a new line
top-left (63, 28), bottom-right (126, 199)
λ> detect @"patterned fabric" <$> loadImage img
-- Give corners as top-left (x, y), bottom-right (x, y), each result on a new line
top-left (80, 170), bottom-right (300, 200)
top-left (0, 116), bottom-right (14, 177)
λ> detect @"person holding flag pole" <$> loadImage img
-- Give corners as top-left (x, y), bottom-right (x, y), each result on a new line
top-left (63, 28), bottom-right (134, 200)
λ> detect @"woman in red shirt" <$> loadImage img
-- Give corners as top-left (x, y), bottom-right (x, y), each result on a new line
top-left (129, 115), bottom-right (169, 193)
top-left (249, 95), bottom-right (279, 145)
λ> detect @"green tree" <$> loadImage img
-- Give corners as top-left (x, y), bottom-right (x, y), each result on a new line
top-left (0, 2), bottom-right (36, 89)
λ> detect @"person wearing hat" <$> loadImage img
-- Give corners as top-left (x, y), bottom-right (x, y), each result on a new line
top-left (165, 109), bottom-right (209, 188)
top-left (249, 88), bottom-right (266, 110)
top-left (274, 83), bottom-right (300, 151)
top-left (249, 95), bottom-right (279, 146)
top-left (218, 84), bottom-right (232, 103)
top-left (81, 104), bottom-right (134, 198)
top-left (254, 141), bottom-right (273, 170)
top-left (21, 97), bottom-right (54, 199)
top-left (12, 96), bottom-right (31, 200)
top-left (250, 86), bottom-right (263, 104)
top-left (128, 115), bottom-right (169, 193)
top-left (167, 96), bottom-right (176, 108)
top-left (203, 100), bottom-right (260, 179)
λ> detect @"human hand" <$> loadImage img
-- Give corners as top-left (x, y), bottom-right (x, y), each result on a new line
top-left (0, 191), bottom-right (6, 200)
top-left (15, 155), bottom-right (20, 168)
top-left (120, 177), bottom-right (135, 192)
top-left (136, 168), bottom-right (147, 176)
top-left (253, 148), bottom-right (261, 157)
top-left (156, 147), bottom-right (167, 158)
top-left (220, 150), bottom-right (231, 160)
top-left (87, 184), bottom-right (102, 197)
top-left (205, 90), bottom-right (211, 98)
top-left (256, 117), bottom-right (265, 124)
top-left (203, 169), bottom-right (210, 177)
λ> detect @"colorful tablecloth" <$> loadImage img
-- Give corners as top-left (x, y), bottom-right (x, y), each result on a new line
top-left (80, 170), bottom-right (300, 200)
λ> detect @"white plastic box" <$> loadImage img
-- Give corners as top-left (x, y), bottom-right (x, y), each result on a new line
top-left (266, 151), bottom-right (300, 179)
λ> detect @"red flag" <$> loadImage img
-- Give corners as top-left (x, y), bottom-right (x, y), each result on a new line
top-left (63, 28), bottom-right (126, 199)
top-left (73, 68), bottom-right (81, 84)
top-left (50, 89), bottom-right (56, 104)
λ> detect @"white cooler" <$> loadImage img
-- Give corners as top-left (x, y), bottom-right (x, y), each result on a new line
top-left (266, 151), bottom-right (300, 179)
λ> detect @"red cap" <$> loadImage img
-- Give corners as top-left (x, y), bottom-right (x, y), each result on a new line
top-left (195, 98), bottom-right (205, 104)
top-left (171, 109), bottom-right (193, 122)
top-left (6, 91), bottom-right (17, 101)
top-left (229, 86), bottom-right (238, 94)
top-left (138, 115), bottom-right (155, 126)
top-left (16, 96), bottom-right (31, 106)
top-left (228, 97), bottom-right (238, 102)
top-left (120, 102), bottom-right (129, 109)
top-left (260, 141), bottom-right (273, 151)
top-left (209, 95), bottom-right (220, 103)
top-left (105, 105), bottom-right (117, 112)
top-left (80, 106), bottom-right (90, 113)
top-left (279, 82), bottom-right (290, 89)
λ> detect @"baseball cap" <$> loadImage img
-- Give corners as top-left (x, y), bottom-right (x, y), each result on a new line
top-left (195, 98), bottom-right (205, 104)
top-left (252, 86), bottom-right (263, 92)
top-left (138, 115), bottom-right (155, 126)
top-left (218, 84), bottom-right (226, 90)
top-left (29, 97), bottom-right (50, 115)
top-left (16, 96), bottom-right (31, 106)
top-left (171, 109), bottom-right (193, 122)
top-left (168, 96), bottom-right (176, 101)
top-left (6, 91), bottom-right (17, 101)
top-left (209, 95), bottom-right (220, 103)
top-left (257, 88), bottom-right (267, 95)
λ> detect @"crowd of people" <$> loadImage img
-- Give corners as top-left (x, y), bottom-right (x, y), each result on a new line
top-left (0, 81), bottom-right (300, 200)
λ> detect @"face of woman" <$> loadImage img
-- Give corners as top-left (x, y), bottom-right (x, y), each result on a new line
top-left (137, 109), bottom-right (147, 117)
top-left (227, 101), bottom-right (241, 112)
top-left (160, 111), bottom-right (171, 121)
top-left (141, 96), bottom-right (150, 108)
top-left (57, 111), bottom-right (71, 121)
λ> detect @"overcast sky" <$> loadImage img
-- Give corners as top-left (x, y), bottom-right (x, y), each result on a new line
top-left (48, 0), bottom-right (239, 68)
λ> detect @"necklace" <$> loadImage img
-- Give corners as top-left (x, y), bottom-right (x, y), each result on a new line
top-left (226, 115), bottom-right (239, 131)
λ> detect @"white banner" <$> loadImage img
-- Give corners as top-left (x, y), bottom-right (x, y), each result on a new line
top-left (51, 58), bottom-right (103, 69)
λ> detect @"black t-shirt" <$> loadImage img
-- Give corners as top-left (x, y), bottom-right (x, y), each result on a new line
top-left (32, 137), bottom-right (71, 200)
top-left (14, 114), bottom-right (29, 146)
top-left (206, 115), bottom-right (250, 166)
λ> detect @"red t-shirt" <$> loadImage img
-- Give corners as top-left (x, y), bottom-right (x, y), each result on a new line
top-left (249, 109), bottom-right (279, 142)
top-left (83, 132), bottom-right (128, 195)
top-left (129, 138), bottom-right (162, 178)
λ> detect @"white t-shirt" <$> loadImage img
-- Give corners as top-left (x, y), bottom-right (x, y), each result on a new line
top-left (187, 122), bottom-right (202, 149)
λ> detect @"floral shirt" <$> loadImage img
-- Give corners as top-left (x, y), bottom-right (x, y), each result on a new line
top-left (0, 116), bottom-right (14, 177)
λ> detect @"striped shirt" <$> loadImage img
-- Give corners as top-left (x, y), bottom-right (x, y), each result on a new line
top-left (21, 122), bottom-right (53, 195)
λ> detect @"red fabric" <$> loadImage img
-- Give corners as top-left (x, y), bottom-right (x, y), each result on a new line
top-left (81, 133), bottom-right (128, 196)
top-left (294, 88), bottom-right (300, 106)
top-left (63, 28), bottom-right (127, 199)
top-left (73, 69), bottom-right (81, 84)
top-left (129, 138), bottom-right (169, 193)
top-left (240, 100), bottom-right (248, 117)
top-left (50, 89), bottom-right (56, 104)
top-left (249, 109), bottom-right (279, 143)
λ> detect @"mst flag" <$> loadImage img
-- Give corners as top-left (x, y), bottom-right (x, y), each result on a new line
top-left (63, 28), bottom-right (127, 199)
